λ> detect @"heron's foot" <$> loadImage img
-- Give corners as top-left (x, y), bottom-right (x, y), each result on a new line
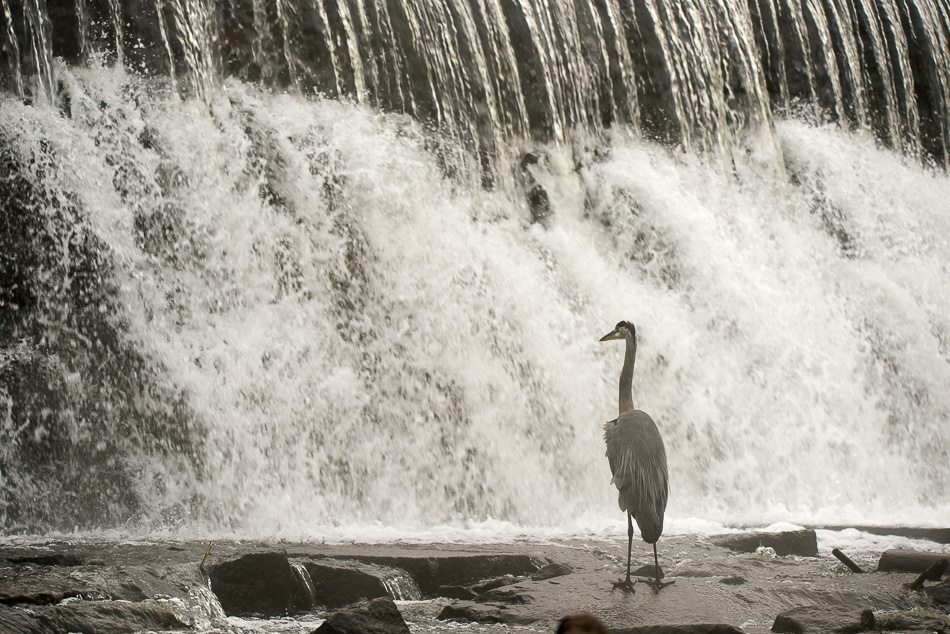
top-left (612, 577), bottom-right (636, 594)
top-left (651, 578), bottom-right (675, 593)
top-left (633, 576), bottom-right (674, 592)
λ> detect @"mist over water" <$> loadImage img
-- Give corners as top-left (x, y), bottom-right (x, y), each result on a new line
top-left (2, 62), bottom-right (948, 537)
top-left (2, 0), bottom-right (950, 536)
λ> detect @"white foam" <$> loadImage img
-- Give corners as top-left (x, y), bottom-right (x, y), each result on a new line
top-left (2, 66), bottom-right (948, 537)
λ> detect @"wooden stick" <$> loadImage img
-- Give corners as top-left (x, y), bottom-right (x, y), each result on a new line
top-left (200, 541), bottom-right (214, 570)
top-left (832, 548), bottom-right (864, 573)
top-left (908, 558), bottom-right (948, 591)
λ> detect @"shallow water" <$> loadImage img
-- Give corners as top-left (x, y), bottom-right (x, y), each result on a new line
top-left (4, 530), bottom-right (946, 634)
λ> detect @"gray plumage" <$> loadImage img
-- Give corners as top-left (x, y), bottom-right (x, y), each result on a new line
top-left (600, 320), bottom-right (669, 590)
top-left (604, 409), bottom-right (668, 543)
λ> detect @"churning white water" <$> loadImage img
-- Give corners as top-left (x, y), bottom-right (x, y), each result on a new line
top-left (1, 62), bottom-right (948, 537)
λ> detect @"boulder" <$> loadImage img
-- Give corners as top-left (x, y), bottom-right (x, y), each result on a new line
top-left (710, 530), bottom-right (818, 557)
top-left (302, 560), bottom-right (402, 608)
top-left (771, 605), bottom-right (873, 633)
top-left (313, 596), bottom-right (410, 634)
top-left (210, 552), bottom-right (311, 616)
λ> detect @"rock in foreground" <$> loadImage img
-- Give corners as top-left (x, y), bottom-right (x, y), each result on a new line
top-left (303, 560), bottom-right (409, 608)
top-left (314, 596), bottom-right (410, 634)
top-left (771, 605), bottom-right (873, 633)
top-left (210, 552), bottom-right (311, 616)
top-left (438, 600), bottom-right (536, 625)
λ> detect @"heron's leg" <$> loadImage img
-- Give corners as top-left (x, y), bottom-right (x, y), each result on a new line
top-left (626, 512), bottom-right (634, 582)
top-left (612, 513), bottom-right (636, 593)
top-left (649, 542), bottom-right (675, 592)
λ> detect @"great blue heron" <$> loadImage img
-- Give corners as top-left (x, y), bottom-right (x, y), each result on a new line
top-left (600, 320), bottom-right (669, 592)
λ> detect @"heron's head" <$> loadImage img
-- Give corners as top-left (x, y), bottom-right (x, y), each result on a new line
top-left (599, 320), bottom-right (635, 342)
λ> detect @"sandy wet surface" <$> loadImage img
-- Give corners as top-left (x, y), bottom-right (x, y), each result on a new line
top-left (1, 530), bottom-right (947, 633)
top-left (382, 534), bottom-right (933, 634)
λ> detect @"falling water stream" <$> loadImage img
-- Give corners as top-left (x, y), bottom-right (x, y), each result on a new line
top-left (0, 0), bottom-right (948, 538)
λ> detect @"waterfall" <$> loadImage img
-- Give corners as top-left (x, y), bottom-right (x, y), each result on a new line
top-left (3, 0), bottom-right (950, 165)
top-left (1, 0), bottom-right (949, 536)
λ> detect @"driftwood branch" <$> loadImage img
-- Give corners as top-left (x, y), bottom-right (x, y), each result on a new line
top-left (832, 548), bottom-right (864, 573)
top-left (908, 558), bottom-right (948, 591)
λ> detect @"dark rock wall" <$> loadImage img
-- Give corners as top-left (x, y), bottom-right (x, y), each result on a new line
top-left (0, 123), bottom-right (202, 532)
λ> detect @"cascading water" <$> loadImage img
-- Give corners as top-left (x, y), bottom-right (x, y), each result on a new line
top-left (0, 0), bottom-right (948, 537)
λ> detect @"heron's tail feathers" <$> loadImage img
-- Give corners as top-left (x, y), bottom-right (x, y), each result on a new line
top-left (634, 500), bottom-right (664, 544)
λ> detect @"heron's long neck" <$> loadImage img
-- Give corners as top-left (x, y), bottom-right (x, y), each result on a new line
top-left (619, 336), bottom-right (636, 414)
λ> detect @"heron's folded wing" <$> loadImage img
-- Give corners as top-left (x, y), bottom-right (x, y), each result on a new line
top-left (603, 410), bottom-right (669, 520)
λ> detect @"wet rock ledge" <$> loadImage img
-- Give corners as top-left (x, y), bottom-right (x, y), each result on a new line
top-left (0, 529), bottom-right (948, 633)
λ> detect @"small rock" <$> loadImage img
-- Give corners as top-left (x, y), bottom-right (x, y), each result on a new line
top-left (474, 587), bottom-right (534, 604)
top-left (719, 576), bottom-right (746, 585)
top-left (314, 596), bottom-right (410, 634)
top-left (437, 585), bottom-right (477, 600)
top-left (532, 563), bottom-right (573, 581)
top-left (437, 600), bottom-right (535, 625)
top-left (771, 605), bottom-right (872, 633)
top-left (711, 530), bottom-right (818, 557)
top-left (439, 601), bottom-right (507, 624)
top-left (632, 565), bottom-right (664, 579)
top-left (471, 574), bottom-right (521, 594)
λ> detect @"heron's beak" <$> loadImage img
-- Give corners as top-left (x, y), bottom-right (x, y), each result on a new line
top-left (599, 329), bottom-right (623, 342)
